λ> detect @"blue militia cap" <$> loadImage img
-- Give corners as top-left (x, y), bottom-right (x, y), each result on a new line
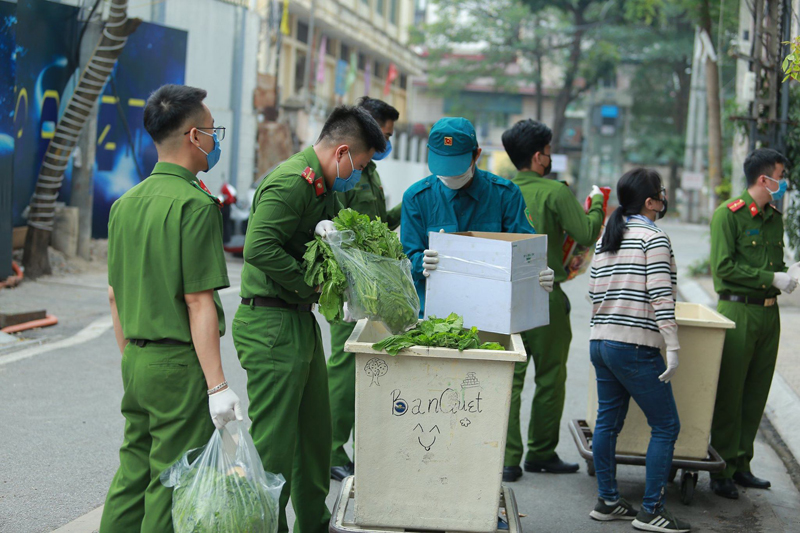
top-left (427, 117), bottom-right (478, 176)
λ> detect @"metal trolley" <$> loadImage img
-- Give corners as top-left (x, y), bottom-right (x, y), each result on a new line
top-left (569, 419), bottom-right (726, 505)
top-left (329, 476), bottom-right (524, 533)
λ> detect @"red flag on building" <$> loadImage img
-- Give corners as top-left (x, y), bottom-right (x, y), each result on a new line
top-left (383, 63), bottom-right (398, 96)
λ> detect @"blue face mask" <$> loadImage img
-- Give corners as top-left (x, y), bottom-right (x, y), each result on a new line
top-left (765, 176), bottom-right (788, 201)
top-left (332, 151), bottom-right (361, 192)
top-left (197, 130), bottom-right (221, 172)
top-left (372, 139), bottom-right (392, 161)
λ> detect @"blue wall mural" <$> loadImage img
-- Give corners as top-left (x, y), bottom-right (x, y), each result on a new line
top-left (6, 0), bottom-right (187, 237)
top-left (11, 0), bottom-right (80, 227)
top-left (90, 21), bottom-right (187, 238)
top-left (0, 0), bottom-right (17, 277)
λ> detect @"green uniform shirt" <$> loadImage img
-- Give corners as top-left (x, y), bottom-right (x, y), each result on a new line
top-left (512, 171), bottom-right (604, 283)
top-left (336, 161), bottom-right (401, 229)
top-left (710, 190), bottom-right (786, 298)
top-left (107, 162), bottom-right (229, 342)
top-left (240, 146), bottom-right (341, 304)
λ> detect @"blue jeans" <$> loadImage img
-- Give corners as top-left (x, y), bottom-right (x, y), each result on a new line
top-left (590, 340), bottom-right (680, 514)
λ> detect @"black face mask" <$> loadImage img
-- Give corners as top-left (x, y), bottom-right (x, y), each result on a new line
top-left (657, 198), bottom-right (668, 219)
top-left (543, 162), bottom-right (552, 176)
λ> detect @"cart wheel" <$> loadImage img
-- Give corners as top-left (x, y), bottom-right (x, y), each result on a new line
top-left (680, 471), bottom-right (697, 505)
top-left (669, 467), bottom-right (678, 483)
top-left (586, 460), bottom-right (595, 477)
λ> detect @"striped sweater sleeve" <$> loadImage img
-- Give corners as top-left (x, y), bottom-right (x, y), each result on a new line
top-left (643, 230), bottom-right (679, 351)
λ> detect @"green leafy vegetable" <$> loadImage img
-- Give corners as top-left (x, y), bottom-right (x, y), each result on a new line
top-left (372, 313), bottom-right (507, 356)
top-left (172, 466), bottom-right (279, 533)
top-left (303, 209), bottom-right (419, 334)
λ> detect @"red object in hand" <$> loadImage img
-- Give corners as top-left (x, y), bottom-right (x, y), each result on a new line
top-left (562, 186), bottom-right (613, 280)
top-left (584, 186), bottom-right (612, 216)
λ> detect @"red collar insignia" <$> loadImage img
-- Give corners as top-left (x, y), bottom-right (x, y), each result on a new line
top-left (313, 177), bottom-right (325, 197)
top-left (192, 179), bottom-right (222, 209)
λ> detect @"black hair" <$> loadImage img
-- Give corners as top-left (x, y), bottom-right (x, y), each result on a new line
top-left (144, 84), bottom-right (208, 144)
top-left (598, 168), bottom-right (663, 254)
top-left (357, 96), bottom-right (400, 125)
top-left (744, 148), bottom-right (788, 186)
top-left (316, 105), bottom-right (387, 153)
top-left (501, 119), bottom-right (553, 170)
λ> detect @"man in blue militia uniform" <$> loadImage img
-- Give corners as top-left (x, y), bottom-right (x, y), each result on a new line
top-left (401, 117), bottom-right (555, 312)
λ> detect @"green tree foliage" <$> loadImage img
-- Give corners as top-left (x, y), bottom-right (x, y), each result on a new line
top-left (783, 37), bottom-right (800, 83)
top-left (412, 0), bottom-right (628, 151)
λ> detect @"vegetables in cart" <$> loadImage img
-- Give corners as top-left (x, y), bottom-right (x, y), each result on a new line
top-left (372, 313), bottom-right (506, 356)
top-left (302, 209), bottom-right (420, 334)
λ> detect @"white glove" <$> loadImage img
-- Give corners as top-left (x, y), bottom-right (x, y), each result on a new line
top-left (772, 272), bottom-right (798, 294)
top-left (659, 350), bottom-right (679, 383)
top-left (590, 185), bottom-right (603, 198)
top-left (539, 267), bottom-right (554, 292)
top-left (208, 387), bottom-right (243, 430)
top-left (342, 302), bottom-right (355, 323)
top-left (422, 249), bottom-right (439, 277)
top-left (787, 261), bottom-right (800, 281)
top-left (315, 220), bottom-right (336, 239)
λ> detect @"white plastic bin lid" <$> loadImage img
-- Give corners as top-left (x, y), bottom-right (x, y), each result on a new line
top-left (675, 302), bottom-right (736, 329)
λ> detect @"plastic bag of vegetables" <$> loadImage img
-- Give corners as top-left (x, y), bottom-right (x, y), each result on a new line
top-left (303, 209), bottom-right (420, 334)
top-left (161, 422), bottom-right (285, 533)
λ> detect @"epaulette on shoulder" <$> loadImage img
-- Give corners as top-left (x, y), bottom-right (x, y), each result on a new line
top-left (727, 198), bottom-right (745, 212)
top-left (191, 180), bottom-right (222, 209)
top-left (301, 166), bottom-right (325, 197)
top-left (408, 177), bottom-right (434, 197)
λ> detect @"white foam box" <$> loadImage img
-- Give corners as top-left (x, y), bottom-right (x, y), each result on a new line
top-left (424, 231), bottom-right (549, 334)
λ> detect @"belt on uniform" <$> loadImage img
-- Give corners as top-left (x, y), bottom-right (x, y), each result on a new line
top-left (241, 297), bottom-right (313, 312)
top-left (719, 294), bottom-right (777, 307)
top-left (128, 338), bottom-right (190, 348)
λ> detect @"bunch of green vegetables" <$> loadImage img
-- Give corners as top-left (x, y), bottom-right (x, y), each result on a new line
top-left (171, 466), bottom-right (278, 533)
top-left (303, 208), bottom-right (419, 334)
top-left (372, 313), bottom-right (506, 356)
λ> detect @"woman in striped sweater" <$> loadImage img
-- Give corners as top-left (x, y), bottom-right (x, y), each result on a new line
top-left (587, 169), bottom-right (689, 533)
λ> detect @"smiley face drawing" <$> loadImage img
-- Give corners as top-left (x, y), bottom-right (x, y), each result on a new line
top-left (413, 423), bottom-right (441, 451)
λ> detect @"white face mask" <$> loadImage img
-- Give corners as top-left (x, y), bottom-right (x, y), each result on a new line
top-left (437, 163), bottom-right (474, 190)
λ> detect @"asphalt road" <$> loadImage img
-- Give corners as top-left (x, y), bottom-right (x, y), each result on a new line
top-left (1, 231), bottom-right (799, 532)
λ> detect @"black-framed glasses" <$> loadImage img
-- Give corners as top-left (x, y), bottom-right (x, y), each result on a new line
top-left (653, 186), bottom-right (667, 200)
top-left (184, 126), bottom-right (226, 141)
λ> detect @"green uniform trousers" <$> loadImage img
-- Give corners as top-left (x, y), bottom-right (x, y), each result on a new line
top-left (710, 300), bottom-right (780, 480)
top-left (505, 286), bottom-right (572, 466)
top-left (327, 320), bottom-right (358, 466)
top-left (100, 343), bottom-right (214, 533)
top-left (233, 304), bottom-right (332, 533)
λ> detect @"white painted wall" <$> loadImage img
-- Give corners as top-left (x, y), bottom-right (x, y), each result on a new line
top-left (373, 132), bottom-right (430, 208)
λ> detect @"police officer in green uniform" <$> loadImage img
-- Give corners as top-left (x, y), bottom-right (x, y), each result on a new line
top-left (328, 97), bottom-right (401, 481)
top-left (709, 148), bottom-right (799, 499)
top-left (232, 106), bottom-right (386, 532)
top-left (500, 119), bottom-right (606, 481)
top-left (100, 85), bottom-right (242, 533)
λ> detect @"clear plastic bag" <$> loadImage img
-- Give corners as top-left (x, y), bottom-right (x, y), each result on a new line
top-left (327, 230), bottom-right (420, 334)
top-left (161, 422), bottom-right (285, 533)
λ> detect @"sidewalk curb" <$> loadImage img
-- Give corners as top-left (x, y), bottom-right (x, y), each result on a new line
top-left (677, 280), bottom-right (800, 467)
top-left (51, 505), bottom-right (101, 533)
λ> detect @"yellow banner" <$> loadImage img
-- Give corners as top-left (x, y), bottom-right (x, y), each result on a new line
top-left (280, 0), bottom-right (290, 35)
